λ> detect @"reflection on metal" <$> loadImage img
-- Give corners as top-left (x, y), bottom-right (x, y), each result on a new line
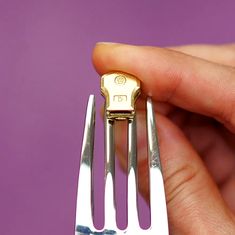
top-left (74, 72), bottom-right (169, 234)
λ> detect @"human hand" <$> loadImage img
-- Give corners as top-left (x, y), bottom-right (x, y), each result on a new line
top-left (92, 43), bottom-right (235, 235)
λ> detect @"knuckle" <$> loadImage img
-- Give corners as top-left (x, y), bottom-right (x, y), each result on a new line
top-left (164, 163), bottom-right (199, 205)
top-left (165, 69), bottom-right (183, 103)
top-left (224, 47), bottom-right (235, 67)
top-left (222, 104), bottom-right (235, 130)
top-left (228, 48), bottom-right (235, 67)
top-left (215, 68), bottom-right (235, 130)
top-left (220, 75), bottom-right (235, 129)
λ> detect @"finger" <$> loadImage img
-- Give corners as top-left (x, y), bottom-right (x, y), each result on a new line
top-left (183, 121), bottom-right (235, 186)
top-left (168, 111), bottom-right (235, 185)
top-left (221, 174), bottom-right (235, 214)
top-left (169, 44), bottom-right (235, 67)
top-left (93, 43), bottom-right (235, 132)
top-left (136, 96), bottom-right (174, 115)
top-left (221, 126), bottom-right (235, 150)
top-left (115, 112), bottom-right (235, 234)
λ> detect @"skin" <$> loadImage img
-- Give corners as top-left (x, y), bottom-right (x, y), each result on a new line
top-left (92, 43), bottom-right (235, 235)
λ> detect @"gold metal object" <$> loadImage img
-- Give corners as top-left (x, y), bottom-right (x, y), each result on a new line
top-left (101, 72), bottom-right (140, 120)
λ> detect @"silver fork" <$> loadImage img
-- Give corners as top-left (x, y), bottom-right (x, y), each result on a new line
top-left (75, 72), bottom-right (169, 234)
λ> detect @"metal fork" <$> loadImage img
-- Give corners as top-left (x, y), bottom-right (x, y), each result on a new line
top-left (75, 72), bottom-right (169, 234)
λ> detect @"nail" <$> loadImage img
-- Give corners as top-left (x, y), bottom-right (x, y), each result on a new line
top-left (96, 42), bottom-right (119, 45)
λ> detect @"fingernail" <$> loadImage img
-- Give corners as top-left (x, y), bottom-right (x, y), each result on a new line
top-left (96, 42), bottom-right (118, 45)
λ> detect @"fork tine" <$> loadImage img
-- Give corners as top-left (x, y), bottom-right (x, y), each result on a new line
top-left (146, 97), bottom-right (169, 235)
top-left (127, 116), bottom-right (140, 232)
top-left (75, 95), bottom-right (96, 234)
top-left (104, 115), bottom-right (117, 232)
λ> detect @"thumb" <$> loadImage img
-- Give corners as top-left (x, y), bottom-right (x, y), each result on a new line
top-left (93, 43), bottom-right (235, 133)
top-left (115, 112), bottom-right (235, 235)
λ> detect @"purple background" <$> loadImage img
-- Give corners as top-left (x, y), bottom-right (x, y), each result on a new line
top-left (0, 0), bottom-right (235, 234)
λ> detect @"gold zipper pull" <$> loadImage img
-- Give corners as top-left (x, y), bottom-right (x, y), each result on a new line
top-left (101, 72), bottom-right (141, 120)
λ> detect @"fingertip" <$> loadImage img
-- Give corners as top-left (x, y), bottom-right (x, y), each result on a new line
top-left (92, 43), bottom-right (105, 74)
top-left (92, 42), bottom-right (123, 75)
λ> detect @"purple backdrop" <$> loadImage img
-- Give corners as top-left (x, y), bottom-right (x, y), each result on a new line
top-left (0, 0), bottom-right (235, 234)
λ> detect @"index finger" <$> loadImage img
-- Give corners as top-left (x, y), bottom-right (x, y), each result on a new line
top-left (92, 43), bottom-right (235, 132)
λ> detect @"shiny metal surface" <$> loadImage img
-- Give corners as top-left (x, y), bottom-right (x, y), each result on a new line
top-left (126, 117), bottom-right (139, 232)
top-left (104, 115), bottom-right (117, 230)
top-left (74, 95), bottom-right (98, 234)
top-left (74, 94), bottom-right (169, 234)
top-left (146, 97), bottom-right (169, 235)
